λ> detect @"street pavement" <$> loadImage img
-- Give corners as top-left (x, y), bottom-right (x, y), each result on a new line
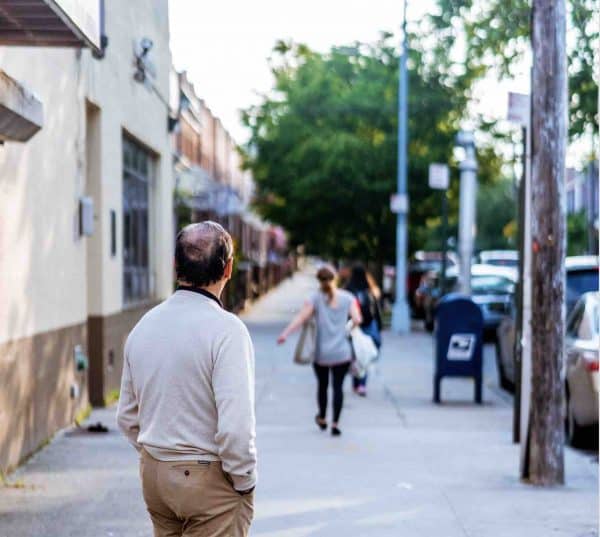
top-left (0, 267), bottom-right (597, 537)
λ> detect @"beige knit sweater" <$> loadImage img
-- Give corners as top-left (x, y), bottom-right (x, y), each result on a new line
top-left (116, 290), bottom-right (257, 491)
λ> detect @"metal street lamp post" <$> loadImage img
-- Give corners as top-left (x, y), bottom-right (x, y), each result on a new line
top-left (391, 0), bottom-right (411, 333)
top-left (428, 163), bottom-right (450, 293)
top-left (455, 130), bottom-right (478, 295)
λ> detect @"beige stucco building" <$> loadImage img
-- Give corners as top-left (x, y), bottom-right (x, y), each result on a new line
top-left (0, 0), bottom-right (173, 473)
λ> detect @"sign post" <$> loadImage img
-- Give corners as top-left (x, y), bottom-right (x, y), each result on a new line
top-left (390, 193), bottom-right (408, 215)
top-left (507, 92), bottom-right (532, 471)
top-left (391, 0), bottom-right (411, 334)
top-left (455, 131), bottom-right (478, 296)
top-left (429, 163), bottom-right (450, 292)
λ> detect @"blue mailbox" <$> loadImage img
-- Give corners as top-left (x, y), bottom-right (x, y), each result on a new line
top-left (434, 293), bottom-right (484, 404)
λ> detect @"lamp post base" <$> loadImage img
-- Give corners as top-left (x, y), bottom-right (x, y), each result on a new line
top-left (391, 299), bottom-right (411, 334)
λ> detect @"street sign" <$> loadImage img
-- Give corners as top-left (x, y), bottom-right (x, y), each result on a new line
top-left (507, 92), bottom-right (530, 126)
top-left (428, 163), bottom-right (449, 190)
top-left (390, 193), bottom-right (408, 214)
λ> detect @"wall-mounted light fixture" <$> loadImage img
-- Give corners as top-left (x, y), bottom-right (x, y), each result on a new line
top-left (134, 37), bottom-right (156, 85)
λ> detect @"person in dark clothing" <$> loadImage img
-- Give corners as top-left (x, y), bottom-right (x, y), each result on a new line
top-left (346, 264), bottom-right (383, 396)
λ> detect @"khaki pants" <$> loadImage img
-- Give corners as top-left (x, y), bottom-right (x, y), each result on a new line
top-left (140, 450), bottom-right (254, 537)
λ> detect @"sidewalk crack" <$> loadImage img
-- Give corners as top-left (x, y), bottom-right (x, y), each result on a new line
top-left (375, 368), bottom-right (408, 427)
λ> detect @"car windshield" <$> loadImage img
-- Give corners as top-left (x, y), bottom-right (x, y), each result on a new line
top-left (471, 275), bottom-right (514, 294)
top-left (566, 269), bottom-right (598, 296)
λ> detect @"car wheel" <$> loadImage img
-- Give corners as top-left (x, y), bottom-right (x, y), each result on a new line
top-left (566, 398), bottom-right (585, 448)
top-left (495, 340), bottom-right (513, 393)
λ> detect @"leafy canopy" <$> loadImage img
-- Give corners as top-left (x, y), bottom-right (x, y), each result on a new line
top-left (242, 34), bottom-right (503, 262)
top-left (431, 0), bottom-right (599, 142)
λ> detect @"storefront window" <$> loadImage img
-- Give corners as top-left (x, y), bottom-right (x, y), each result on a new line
top-left (123, 137), bottom-right (152, 304)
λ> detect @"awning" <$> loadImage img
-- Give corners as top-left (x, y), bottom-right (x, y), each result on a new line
top-left (191, 184), bottom-right (245, 217)
top-left (0, 69), bottom-right (43, 142)
top-left (174, 164), bottom-right (214, 199)
top-left (268, 225), bottom-right (287, 251)
top-left (0, 0), bottom-right (104, 56)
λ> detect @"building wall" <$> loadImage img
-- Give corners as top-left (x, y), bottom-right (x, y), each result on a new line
top-left (85, 0), bottom-right (173, 316)
top-left (0, 322), bottom-right (88, 473)
top-left (0, 48), bottom-right (86, 345)
top-left (566, 162), bottom-right (599, 255)
top-left (214, 118), bottom-right (227, 184)
top-left (199, 103), bottom-right (216, 175)
top-left (0, 0), bottom-right (173, 472)
top-left (178, 114), bottom-right (202, 168)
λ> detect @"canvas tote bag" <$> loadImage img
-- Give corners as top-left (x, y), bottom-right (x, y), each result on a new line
top-left (348, 322), bottom-right (378, 378)
top-left (294, 319), bottom-right (317, 365)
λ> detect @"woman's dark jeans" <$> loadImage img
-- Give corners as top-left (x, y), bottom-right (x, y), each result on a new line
top-left (313, 362), bottom-right (350, 423)
top-left (352, 374), bottom-right (367, 389)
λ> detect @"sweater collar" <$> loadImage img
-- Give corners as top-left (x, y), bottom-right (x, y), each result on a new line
top-left (176, 285), bottom-right (223, 309)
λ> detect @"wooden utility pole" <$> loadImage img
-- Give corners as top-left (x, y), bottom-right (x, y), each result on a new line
top-left (526, 0), bottom-right (567, 485)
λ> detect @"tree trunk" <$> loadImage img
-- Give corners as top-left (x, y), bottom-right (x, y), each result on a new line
top-left (528, 0), bottom-right (567, 485)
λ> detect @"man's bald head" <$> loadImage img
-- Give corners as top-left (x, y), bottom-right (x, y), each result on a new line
top-left (175, 221), bottom-right (234, 288)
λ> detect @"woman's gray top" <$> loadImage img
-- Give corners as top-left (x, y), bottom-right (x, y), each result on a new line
top-left (311, 289), bottom-right (354, 365)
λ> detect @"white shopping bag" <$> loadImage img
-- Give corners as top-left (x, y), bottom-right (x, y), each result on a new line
top-left (347, 321), bottom-right (378, 378)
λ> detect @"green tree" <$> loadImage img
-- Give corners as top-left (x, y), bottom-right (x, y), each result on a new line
top-left (567, 210), bottom-right (589, 255)
top-left (242, 35), bottom-right (503, 263)
top-left (476, 179), bottom-right (518, 250)
top-left (431, 0), bottom-right (598, 141)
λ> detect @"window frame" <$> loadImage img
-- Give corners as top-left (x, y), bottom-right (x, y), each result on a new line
top-left (122, 136), bottom-right (154, 306)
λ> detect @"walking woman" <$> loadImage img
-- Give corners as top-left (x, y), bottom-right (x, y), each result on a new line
top-left (277, 265), bottom-right (362, 436)
top-left (346, 264), bottom-right (382, 396)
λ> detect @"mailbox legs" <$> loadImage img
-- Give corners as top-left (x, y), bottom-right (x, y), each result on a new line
top-left (475, 375), bottom-right (482, 404)
top-left (433, 375), bottom-right (483, 404)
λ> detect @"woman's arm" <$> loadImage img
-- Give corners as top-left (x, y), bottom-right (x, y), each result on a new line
top-left (349, 298), bottom-right (362, 327)
top-left (277, 301), bottom-right (315, 344)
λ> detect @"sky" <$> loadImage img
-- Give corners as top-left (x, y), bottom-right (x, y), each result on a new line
top-left (169, 0), bottom-right (451, 142)
top-left (169, 0), bottom-right (531, 154)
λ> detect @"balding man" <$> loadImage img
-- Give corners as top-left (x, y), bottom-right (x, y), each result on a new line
top-left (117, 221), bottom-right (256, 537)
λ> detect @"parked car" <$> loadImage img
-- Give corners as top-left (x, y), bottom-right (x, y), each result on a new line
top-left (495, 307), bottom-right (517, 391)
top-left (495, 255), bottom-right (599, 393)
top-left (565, 292), bottom-right (599, 446)
top-left (419, 264), bottom-right (517, 334)
top-left (566, 256), bottom-right (599, 314)
top-left (477, 250), bottom-right (519, 268)
top-left (408, 251), bottom-right (457, 318)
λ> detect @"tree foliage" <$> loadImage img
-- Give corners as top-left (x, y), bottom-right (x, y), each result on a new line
top-left (567, 210), bottom-right (589, 255)
top-left (431, 0), bottom-right (599, 141)
top-left (476, 179), bottom-right (518, 250)
top-left (242, 35), bottom-right (502, 262)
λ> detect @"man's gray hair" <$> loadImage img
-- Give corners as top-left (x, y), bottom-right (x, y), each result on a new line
top-left (174, 221), bottom-right (234, 288)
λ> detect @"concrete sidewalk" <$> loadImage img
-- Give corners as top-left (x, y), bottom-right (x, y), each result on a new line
top-left (0, 269), bottom-right (597, 537)
top-left (245, 270), bottom-right (598, 537)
